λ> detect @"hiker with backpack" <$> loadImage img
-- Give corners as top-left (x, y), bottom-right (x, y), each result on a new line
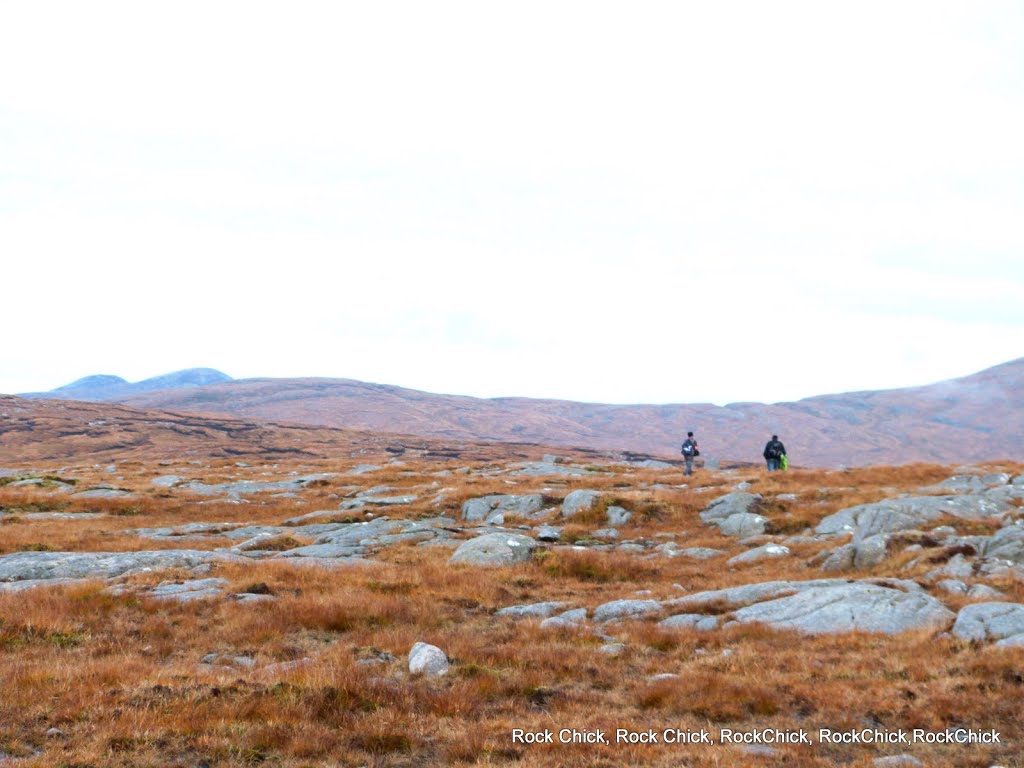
top-left (681, 431), bottom-right (699, 476)
top-left (763, 434), bottom-right (786, 471)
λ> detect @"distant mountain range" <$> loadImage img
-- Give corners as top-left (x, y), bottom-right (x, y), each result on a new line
top-left (16, 359), bottom-right (1024, 466)
top-left (31, 368), bottom-right (233, 401)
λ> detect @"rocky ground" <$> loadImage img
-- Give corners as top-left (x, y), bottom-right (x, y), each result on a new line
top-left (0, 450), bottom-right (1023, 767)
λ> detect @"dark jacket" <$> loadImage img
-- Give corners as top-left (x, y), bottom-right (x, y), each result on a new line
top-left (763, 439), bottom-right (786, 460)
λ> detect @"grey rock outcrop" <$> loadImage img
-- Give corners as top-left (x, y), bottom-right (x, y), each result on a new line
top-left (73, 488), bottom-right (133, 499)
top-left (701, 492), bottom-right (762, 522)
top-left (561, 490), bottom-right (602, 518)
top-left (817, 495), bottom-right (1010, 542)
top-left (150, 578), bottom-right (228, 602)
top-left (728, 544), bottom-right (791, 566)
top-left (606, 506), bottom-right (632, 526)
top-left (273, 516), bottom-right (456, 560)
top-left (513, 462), bottom-right (591, 477)
top-left (183, 473), bottom-right (335, 498)
top-left (0, 550), bottom-right (241, 582)
top-left (700, 493), bottom-right (767, 537)
top-left (151, 475), bottom-right (184, 487)
top-left (462, 494), bottom-right (544, 523)
top-left (496, 601), bottom-right (570, 619)
top-left (937, 581), bottom-right (1006, 600)
top-left (0, 578), bottom-right (87, 593)
top-left (717, 513), bottom-right (768, 537)
top-left (665, 579), bottom-right (954, 636)
top-left (821, 534), bottom-right (890, 571)
top-left (449, 533), bottom-right (537, 566)
top-left (983, 525), bottom-right (1024, 564)
top-left (928, 473), bottom-right (1010, 493)
top-left (677, 547), bottom-right (726, 560)
top-left (540, 608), bottom-right (587, 629)
top-left (952, 602), bottom-right (1024, 646)
top-left (730, 583), bottom-right (953, 635)
top-left (657, 614), bottom-right (720, 631)
top-left (535, 525), bottom-right (561, 542)
top-left (592, 599), bottom-right (661, 623)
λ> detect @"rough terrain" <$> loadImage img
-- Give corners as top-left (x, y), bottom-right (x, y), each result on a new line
top-left (1, 404), bottom-right (1023, 766)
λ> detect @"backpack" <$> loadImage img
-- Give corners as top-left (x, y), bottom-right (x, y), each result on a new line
top-left (767, 443), bottom-right (781, 459)
top-left (682, 440), bottom-right (699, 457)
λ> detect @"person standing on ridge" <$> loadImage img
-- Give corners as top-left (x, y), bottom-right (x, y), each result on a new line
top-left (763, 434), bottom-right (786, 471)
top-left (681, 431), bottom-right (699, 476)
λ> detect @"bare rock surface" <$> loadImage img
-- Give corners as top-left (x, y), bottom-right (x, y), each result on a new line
top-left (821, 534), bottom-right (890, 571)
top-left (952, 602), bottom-right (1024, 646)
top-left (496, 601), bottom-right (570, 619)
top-left (665, 579), bottom-right (954, 635)
top-left (0, 550), bottom-right (243, 582)
top-left (817, 495), bottom-right (1010, 541)
top-left (700, 492), bottom-right (768, 536)
top-left (448, 533), bottom-right (537, 566)
top-left (727, 582), bottom-right (954, 635)
top-left (592, 599), bottom-right (662, 622)
top-left (561, 489), bottom-right (602, 518)
top-left (462, 494), bottom-right (544, 522)
top-left (657, 613), bottom-right (720, 631)
top-left (728, 543), bottom-right (791, 566)
top-left (150, 577), bottom-right (229, 602)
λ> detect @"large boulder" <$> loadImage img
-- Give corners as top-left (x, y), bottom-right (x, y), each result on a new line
top-left (951, 602), bottom-right (1024, 646)
top-left (700, 492), bottom-right (762, 522)
top-left (728, 544), bottom-right (791, 566)
top-left (561, 490), bottom-right (602, 518)
top-left (700, 493), bottom-right (768, 537)
top-left (449, 533), bottom-right (537, 566)
top-left (821, 534), bottom-right (890, 572)
top-left (408, 642), bottom-right (449, 676)
top-left (461, 494), bottom-right (544, 523)
top-left (817, 495), bottom-right (1010, 542)
top-left (730, 582), bottom-right (954, 635)
top-left (717, 513), bottom-right (768, 537)
top-left (983, 525), bottom-right (1024, 564)
top-left (665, 578), bottom-right (954, 636)
top-left (606, 506), bottom-right (632, 526)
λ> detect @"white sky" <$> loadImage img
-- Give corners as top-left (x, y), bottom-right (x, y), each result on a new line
top-left (2, 1), bottom-right (1022, 405)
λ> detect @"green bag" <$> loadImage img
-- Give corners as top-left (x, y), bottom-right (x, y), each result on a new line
top-left (780, 454), bottom-right (789, 470)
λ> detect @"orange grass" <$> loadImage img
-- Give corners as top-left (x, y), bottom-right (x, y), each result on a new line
top-left (0, 456), bottom-right (1021, 766)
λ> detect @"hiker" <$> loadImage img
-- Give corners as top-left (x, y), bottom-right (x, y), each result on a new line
top-left (680, 431), bottom-right (699, 476)
top-left (763, 434), bottom-right (786, 471)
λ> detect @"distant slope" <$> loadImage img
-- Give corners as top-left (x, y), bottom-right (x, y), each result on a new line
top-left (21, 368), bottom-right (233, 401)
top-left (0, 396), bottom-right (579, 465)
top-left (95, 358), bottom-right (1024, 467)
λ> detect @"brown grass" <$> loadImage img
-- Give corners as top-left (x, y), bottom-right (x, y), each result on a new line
top-left (0, 452), bottom-right (1021, 766)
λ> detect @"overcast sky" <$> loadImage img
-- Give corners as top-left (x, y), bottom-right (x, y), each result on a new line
top-left (2, 1), bottom-right (1021, 405)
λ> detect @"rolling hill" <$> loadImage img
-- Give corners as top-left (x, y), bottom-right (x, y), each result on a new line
top-left (15, 358), bottom-right (1024, 466)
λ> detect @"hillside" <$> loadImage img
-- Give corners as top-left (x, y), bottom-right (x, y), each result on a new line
top-left (0, 396), bottom-right (600, 466)
top-left (0, 404), bottom-right (1022, 767)
top-left (17, 358), bottom-right (1024, 466)
top-left (65, 357), bottom-right (1024, 467)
